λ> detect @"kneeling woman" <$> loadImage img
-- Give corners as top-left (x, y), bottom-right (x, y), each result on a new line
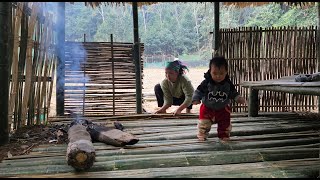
top-left (154, 60), bottom-right (194, 116)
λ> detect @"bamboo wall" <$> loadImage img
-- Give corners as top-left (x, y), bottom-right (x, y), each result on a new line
top-left (64, 41), bottom-right (144, 116)
top-left (220, 26), bottom-right (318, 113)
top-left (8, 2), bottom-right (57, 130)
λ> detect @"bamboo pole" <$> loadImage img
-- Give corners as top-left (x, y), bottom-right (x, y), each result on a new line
top-left (39, 21), bottom-right (53, 124)
top-left (1, 157), bottom-right (319, 178)
top-left (46, 18), bottom-right (56, 120)
top-left (20, 3), bottom-right (39, 126)
top-left (111, 34), bottom-right (115, 115)
top-left (34, 12), bottom-right (49, 124)
top-left (8, 2), bottom-right (23, 129)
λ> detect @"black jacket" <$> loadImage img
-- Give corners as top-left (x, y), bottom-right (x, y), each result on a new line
top-left (192, 70), bottom-right (240, 110)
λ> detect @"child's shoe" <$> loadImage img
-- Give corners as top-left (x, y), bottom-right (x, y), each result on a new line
top-left (197, 133), bottom-right (207, 141)
top-left (198, 137), bottom-right (207, 141)
top-left (219, 137), bottom-right (230, 144)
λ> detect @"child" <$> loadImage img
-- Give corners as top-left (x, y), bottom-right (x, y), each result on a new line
top-left (192, 56), bottom-right (246, 142)
top-left (154, 59), bottom-right (194, 116)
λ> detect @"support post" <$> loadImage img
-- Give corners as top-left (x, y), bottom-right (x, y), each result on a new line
top-left (0, 2), bottom-right (12, 145)
top-left (248, 88), bottom-right (259, 117)
top-left (213, 2), bottom-right (220, 57)
top-left (317, 2), bottom-right (320, 113)
top-left (132, 2), bottom-right (142, 114)
top-left (56, 2), bottom-right (65, 116)
top-left (317, 3), bottom-right (320, 178)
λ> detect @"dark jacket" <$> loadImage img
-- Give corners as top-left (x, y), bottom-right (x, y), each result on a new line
top-left (192, 71), bottom-right (240, 110)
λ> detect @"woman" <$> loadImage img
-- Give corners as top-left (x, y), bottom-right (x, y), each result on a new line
top-left (154, 59), bottom-right (194, 116)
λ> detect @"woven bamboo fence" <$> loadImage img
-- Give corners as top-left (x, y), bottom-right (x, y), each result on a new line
top-left (64, 41), bottom-right (144, 116)
top-left (8, 2), bottom-right (57, 130)
top-left (220, 26), bottom-right (318, 113)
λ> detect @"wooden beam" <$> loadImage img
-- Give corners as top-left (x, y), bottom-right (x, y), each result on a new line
top-left (213, 2), bottom-right (220, 57)
top-left (0, 2), bottom-right (11, 145)
top-left (132, 2), bottom-right (142, 114)
top-left (56, 2), bottom-right (65, 116)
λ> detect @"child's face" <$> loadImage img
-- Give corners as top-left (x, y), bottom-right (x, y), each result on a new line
top-left (165, 68), bottom-right (179, 83)
top-left (210, 64), bottom-right (227, 83)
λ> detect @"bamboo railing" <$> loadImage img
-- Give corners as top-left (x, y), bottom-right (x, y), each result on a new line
top-left (8, 2), bottom-right (57, 130)
top-left (64, 41), bottom-right (144, 116)
top-left (220, 26), bottom-right (318, 113)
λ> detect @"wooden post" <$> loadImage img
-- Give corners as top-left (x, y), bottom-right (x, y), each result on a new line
top-left (317, 3), bottom-right (320, 178)
top-left (213, 2), bottom-right (220, 57)
top-left (248, 87), bottom-right (259, 117)
top-left (317, 2), bottom-right (320, 113)
top-left (132, 2), bottom-right (142, 114)
top-left (0, 2), bottom-right (12, 145)
top-left (56, 2), bottom-right (65, 116)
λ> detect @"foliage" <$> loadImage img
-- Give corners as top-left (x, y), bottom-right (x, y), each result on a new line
top-left (65, 2), bottom-right (318, 59)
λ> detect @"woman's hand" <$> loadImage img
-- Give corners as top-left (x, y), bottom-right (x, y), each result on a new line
top-left (154, 109), bottom-right (166, 114)
top-left (172, 109), bottom-right (182, 116)
top-left (192, 100), bottom-right (201, 105)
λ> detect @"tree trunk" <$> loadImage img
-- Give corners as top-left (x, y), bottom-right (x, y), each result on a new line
top-left (66, 124), bottom-right (95, 171)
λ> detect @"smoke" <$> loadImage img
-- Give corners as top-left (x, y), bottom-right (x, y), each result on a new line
top-left (65, 42), bottom-right (90, 115)
top-left (40, 2), bottom-right (90, 116)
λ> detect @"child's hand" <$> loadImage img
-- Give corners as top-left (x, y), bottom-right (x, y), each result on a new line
top-left (192, 100), bottom-right (201, 105)
top-left (237, 96), bottom-right (247, 105)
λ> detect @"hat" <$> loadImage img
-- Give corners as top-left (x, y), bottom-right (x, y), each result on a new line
top-left (174, 57), bottom-right (179, 61)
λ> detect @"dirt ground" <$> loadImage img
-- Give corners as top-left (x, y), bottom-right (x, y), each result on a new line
top-left (0, 124), bottom-right (69, 162)
top-left (0, 67), bottom-right (207, 162)
top-left (142, 67), bottom-right (207, 114)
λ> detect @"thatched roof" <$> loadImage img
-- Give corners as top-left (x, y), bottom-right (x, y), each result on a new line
top-left (74, 2), bottom-right (317, 9)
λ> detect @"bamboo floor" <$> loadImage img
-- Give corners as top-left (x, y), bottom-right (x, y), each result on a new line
top-left (0, 112), bottom-right (319, 178)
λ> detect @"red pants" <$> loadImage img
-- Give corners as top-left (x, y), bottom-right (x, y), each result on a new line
top-left (197, 104), bottom-right (232, 140)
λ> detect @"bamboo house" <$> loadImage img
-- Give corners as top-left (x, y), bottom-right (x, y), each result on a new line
top-left (0, 1), bottom-right (319, 178)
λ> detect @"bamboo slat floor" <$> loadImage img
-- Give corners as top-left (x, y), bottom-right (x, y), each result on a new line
top-left (0, 112), bottom-right (319, 178)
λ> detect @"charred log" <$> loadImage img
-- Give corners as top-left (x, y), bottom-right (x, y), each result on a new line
top-left (66, 124), bottom-right (95, 171)
top-left (87, 123), bottom-right (139, 147)
top-left (67, 109), bottom-right (138, 145)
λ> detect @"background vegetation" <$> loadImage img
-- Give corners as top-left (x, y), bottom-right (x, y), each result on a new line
top-left (64, 2), bottom-right (318, 62)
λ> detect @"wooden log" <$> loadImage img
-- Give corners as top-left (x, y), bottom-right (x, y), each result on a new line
top-left (66, 124), bottom-right (95, 171)
top-left (86, 122), bottom-right (139, 147)
top-left (67, 110), bottom-right (139, 147)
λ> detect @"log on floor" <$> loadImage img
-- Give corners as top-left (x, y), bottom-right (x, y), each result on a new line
top-left (66, 124), bottom-right (95, 171)
top-left (87, 123), bottom-right (139, 147)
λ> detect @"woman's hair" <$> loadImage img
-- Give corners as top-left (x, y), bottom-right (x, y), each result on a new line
top-left (209, 56), bottom-right (228, 70)
top-left (165, 60), bottom-right (189, 75)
